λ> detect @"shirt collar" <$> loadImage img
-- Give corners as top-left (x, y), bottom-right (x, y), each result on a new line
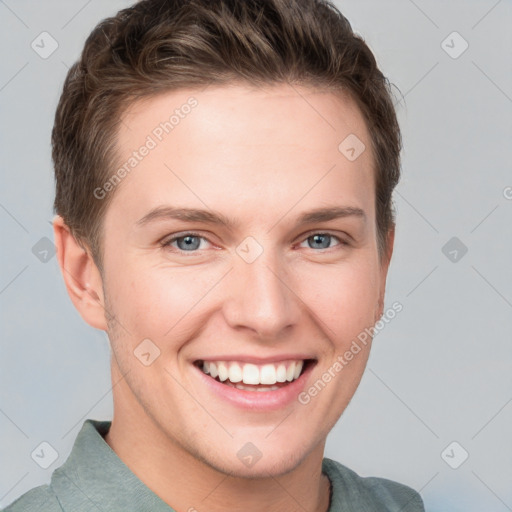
top-left (52, 419), bottom-right (348, 512)
top-left (51, 419), bottom-right (172, 511)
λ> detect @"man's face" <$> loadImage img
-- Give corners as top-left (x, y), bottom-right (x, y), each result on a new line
top-left (100, 84), bottom-right (391, 477)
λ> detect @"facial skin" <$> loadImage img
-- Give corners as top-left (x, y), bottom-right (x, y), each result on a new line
top-left (54, 83), bottom-right (394, 512)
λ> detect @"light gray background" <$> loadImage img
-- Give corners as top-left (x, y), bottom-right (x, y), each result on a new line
top-left (1, 0), bottom-right (511, 510)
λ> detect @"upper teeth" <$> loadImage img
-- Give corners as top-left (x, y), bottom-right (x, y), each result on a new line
top-left (201, 360), bottom-right (304, 385)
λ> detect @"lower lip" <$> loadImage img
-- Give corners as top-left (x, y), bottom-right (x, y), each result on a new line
top-left (193, 362), bottom-right (315, 411)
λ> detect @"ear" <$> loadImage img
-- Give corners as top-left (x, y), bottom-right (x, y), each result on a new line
top-left (375, 225), bottom-right (395, 321)
top-left (53, 215), bottom-right (108, 331)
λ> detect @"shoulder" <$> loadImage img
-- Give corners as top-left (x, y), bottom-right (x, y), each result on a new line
top-left (1, 484), bottom-right (62, 511)
top-left (323, 457), bottom-right (425, 511)
top-left (361, 474), bottom-right (425, 511)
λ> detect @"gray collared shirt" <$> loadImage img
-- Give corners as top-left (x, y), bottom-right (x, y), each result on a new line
top-left (3, 419), bottom-right (424, 511)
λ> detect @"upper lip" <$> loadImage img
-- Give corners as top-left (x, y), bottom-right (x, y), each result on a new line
top-left (194, 355), bottom-right (316, 364)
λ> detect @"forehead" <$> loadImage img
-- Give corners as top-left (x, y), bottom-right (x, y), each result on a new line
top-left (119, 83), bottom-right (369, 158)
top-left (108, 83), bottom-right (374, 229)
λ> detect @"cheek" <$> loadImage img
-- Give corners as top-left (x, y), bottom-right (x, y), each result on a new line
top-left (105, 248), bottom-right (380, 351)
top-left (293, 258), bottom-right (379, 341)
top-left (106, 262), bottom-right (224, 339)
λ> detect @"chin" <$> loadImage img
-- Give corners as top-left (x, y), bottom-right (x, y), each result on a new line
top-left (195, 437), bottom-right (315, 480)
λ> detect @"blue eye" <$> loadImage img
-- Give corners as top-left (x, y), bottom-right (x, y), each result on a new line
top-left (166, 234), bottom-right (207, 252)
top-left (176, 235), bottom-right (201, 251)
top-left (162, 231), bottom-right (346, 255)
top-left (301, 233), bottom-right (342, 250)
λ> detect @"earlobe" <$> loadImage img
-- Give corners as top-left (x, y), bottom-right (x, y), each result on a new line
top-left (383, 225), bottom-right (395, 268)
top-left (375, 226), bottom-right (396, 323)
top-left (374, 299), bottom-right (384, 324)
top-left (53, 215), bottom-right (108, 331)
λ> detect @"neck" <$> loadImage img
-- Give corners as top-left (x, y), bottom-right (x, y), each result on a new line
top-left (104, 370), bottom-right (331, 512)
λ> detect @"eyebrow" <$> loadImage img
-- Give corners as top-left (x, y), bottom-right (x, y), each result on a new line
top-left (135, 205), bottom-right (366, 229)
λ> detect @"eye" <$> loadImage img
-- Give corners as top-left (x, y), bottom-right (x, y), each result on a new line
top-left (162, 233), bottom-right (210, 252)
top-left (299, 233), bottom-right (344, 250)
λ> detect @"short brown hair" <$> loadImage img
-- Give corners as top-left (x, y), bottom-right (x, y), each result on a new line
top-left (52, 0), bottom-right (402, 269)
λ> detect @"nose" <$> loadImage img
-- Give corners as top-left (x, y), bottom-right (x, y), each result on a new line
top-left (222, 248), bottom-right (301, 340)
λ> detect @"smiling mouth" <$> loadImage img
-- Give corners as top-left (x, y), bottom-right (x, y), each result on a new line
top-left (194, 359), bottom-right (314, 391)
